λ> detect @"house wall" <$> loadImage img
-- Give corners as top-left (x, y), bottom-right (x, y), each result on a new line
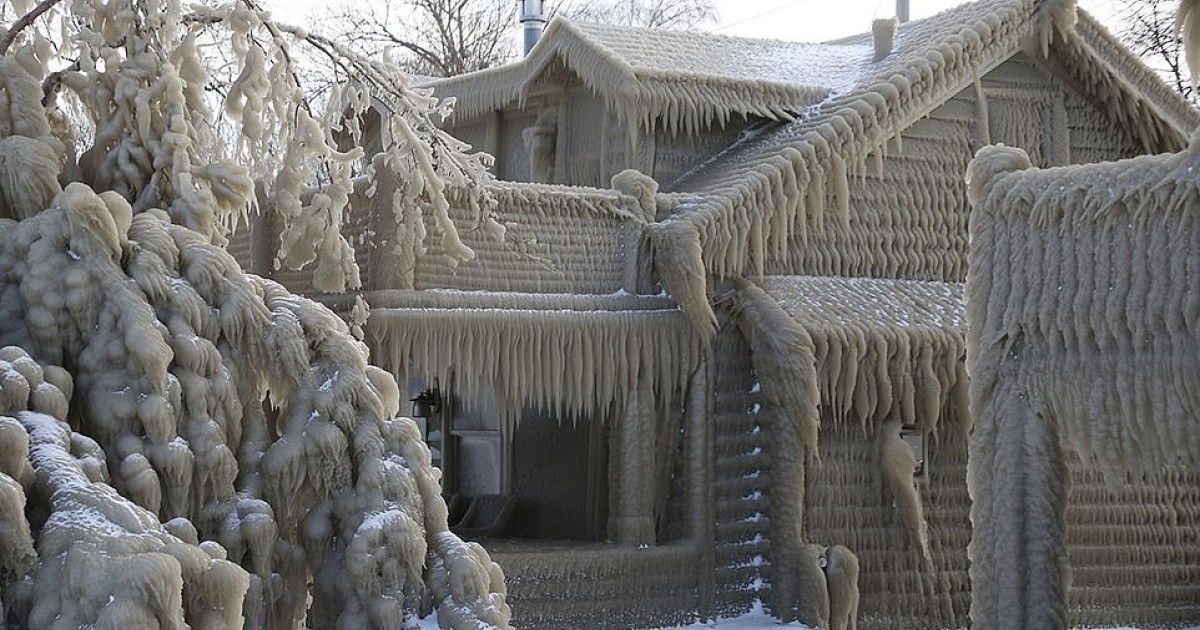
top-left (653, 120), bottom-right (749, 190)
top-left (764, 54), bottom-right (1146, 282)
top-left (445, 83), bottom-right (751, 190)
top-left (1065, 457), bottom-right (1200, 627)
top-left (805, 413), bottom-right (973, 630)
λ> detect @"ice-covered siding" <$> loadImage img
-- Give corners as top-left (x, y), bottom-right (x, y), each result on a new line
top-left (806, 416), bottom-right (972, 630)
top-left (655, 120), bottom-right (751, 190)
top-left (1065, 456), bottom-right (1200, 627)
top-left (493, 543), bottom-right (705, 629)
top-left (443, 84), bottom-right (752, 190)
top-left (241, 180), bottom-right (642, 296)
top-left (761, 55), bottom-right (1145, 282)
top-left (726, 275), bottom-right (968, 627)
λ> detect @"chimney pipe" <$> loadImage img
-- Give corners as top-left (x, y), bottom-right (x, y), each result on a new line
top-left (896, 0), bottom-right (910, 23)
top-left (873, 17), bottom-right (898, 61)
top-left (519, 0), bottom-right (546, 56)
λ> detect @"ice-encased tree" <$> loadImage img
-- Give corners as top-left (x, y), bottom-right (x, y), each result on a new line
top-left (0, 0), bottom-right (510, 628)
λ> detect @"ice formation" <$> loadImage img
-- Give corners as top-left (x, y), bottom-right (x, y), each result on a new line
top-left (965, 141), bottom-right (1200, 628)
top-left (723, 276), bottom-right (965, 627)
top-left (644, 0), bottom-right (1194, 337)
top-left (0, 1), bottom-right (509, 628)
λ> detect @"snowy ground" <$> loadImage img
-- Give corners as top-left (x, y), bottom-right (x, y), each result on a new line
top-left (414, 601), bottom-right (1200, 630)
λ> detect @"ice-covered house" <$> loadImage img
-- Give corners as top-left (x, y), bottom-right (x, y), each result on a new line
top-left (232, 0), bottom-right (1200, 627)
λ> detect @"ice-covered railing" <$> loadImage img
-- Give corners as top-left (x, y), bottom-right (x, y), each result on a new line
top-left (411, 182), bottom-right (646, 294)
top-left (652, 0), bottom-right (1197, 337)
top-left (252, 174), bottom-right (650, 296)
top-left (965, 142), bottom-right (1200, 629)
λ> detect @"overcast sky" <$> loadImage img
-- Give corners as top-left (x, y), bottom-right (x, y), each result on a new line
top-left (263, 0), bottom-right (1122, 45)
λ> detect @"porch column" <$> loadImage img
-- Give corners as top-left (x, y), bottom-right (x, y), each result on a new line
top-left (967, 384), bottom-right (1068, 629)
top-left (608, 380), bottom-right (656, 545)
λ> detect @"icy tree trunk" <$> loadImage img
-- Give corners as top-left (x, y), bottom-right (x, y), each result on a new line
top-left (966, 381), bottom-right (1069, 629)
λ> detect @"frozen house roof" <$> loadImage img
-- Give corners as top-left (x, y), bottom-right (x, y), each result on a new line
top-left (647, 0), bottom-right (1200, 335)
top-left (426, 18), bottom-right (873, 132)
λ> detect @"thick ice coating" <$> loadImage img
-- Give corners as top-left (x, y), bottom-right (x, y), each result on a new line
top-left (0, 1), bottom-right (510, 627)
top-left (966, 140), bottom-right (1200, 628)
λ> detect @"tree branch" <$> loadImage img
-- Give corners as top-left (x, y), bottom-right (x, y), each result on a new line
top-left (1, 0), bottom-right (64, 55)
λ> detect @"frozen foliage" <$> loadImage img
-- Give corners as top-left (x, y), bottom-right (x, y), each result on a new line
top-left (0, 0), bottom-right (509, 628)
top-left (966, 140), bottom-right (1200, 628)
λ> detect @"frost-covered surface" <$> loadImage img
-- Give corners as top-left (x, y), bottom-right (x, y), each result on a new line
top-left (0, 1), bottom-right (511, 627)
top-left (966, 142), bottom-right (1200, 628)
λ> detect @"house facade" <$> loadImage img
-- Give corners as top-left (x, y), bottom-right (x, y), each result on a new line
top-left (232, 1), bottom-right (1200, 627)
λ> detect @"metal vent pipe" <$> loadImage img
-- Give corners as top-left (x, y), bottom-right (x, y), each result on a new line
top-left (519, 0), bottom-right (547, 56)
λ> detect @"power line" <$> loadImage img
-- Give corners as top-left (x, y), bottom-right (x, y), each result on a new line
top-left (712, 0), bottom-right (812, 32)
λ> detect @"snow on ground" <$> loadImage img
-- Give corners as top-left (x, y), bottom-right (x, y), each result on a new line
top-left (648, 602), bottom-right (809, 629)
top-left (412, 600), bottom-right (1200, 630)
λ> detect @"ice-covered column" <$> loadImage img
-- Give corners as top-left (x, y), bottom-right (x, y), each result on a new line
top-left (683, 356), bottom-right (715, 617)
top-left (608, 380), bottom-right (656, 545)
top-left (365, 153), bottom-right (413, 290)
top-left (966, 383), bottom-right (1068, 629)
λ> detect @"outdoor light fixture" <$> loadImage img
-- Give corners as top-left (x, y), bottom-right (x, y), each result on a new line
top-left (900, 424), bottom-right (926, 477)
top-left (410, 383), bottom-right (441, 419)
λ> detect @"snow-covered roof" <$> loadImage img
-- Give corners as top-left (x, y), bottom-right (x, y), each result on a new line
top-left (761, 275), bottom-right (965, 333)
top-left (648, 0), bottom-right (1200, 335)
top-left (426, 17), bottom-right (872, 133)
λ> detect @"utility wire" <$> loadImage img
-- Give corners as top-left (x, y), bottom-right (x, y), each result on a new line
top-left (712, 0), bottom-right (811, 32)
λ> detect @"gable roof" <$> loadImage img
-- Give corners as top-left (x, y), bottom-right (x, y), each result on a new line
top-left (426, 18), bottom-right (873, 133)
top-left (645, 0), bottom-right (1200, 335)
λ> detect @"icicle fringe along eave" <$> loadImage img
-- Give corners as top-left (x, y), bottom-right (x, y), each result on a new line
top-left (732, 275), bottom-right (969, 437)
top-left (365, 306), bottom-right (704, 432)
top-left (967, 142), bottom-right (1200, 474)
top-left (427, 17), bottom-right (837, 134)
top-left (1040, 11), bottom-right (1197, 154)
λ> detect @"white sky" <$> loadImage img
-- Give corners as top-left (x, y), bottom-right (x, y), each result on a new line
top-left (264, 0), bottom-right (1124, 44)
